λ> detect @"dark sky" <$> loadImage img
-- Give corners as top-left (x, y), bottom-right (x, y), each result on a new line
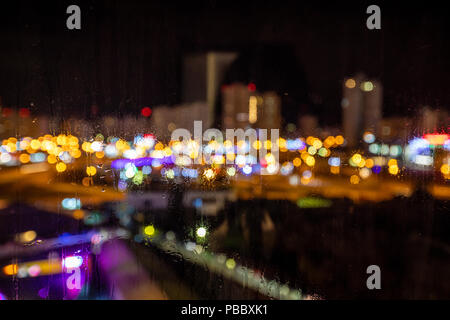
top-left (0, 0), bottom-right (449, 126)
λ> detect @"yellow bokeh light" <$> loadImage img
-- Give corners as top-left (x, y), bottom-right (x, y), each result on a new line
top-left (20, 230), bottom-right (37, 243)
top-left (155, 142), bottom-right (164, 150)
top-left (189, 151), bottom-right (199, 159)
top-left (365, 158), bottom-right (374, 168)
top-left (388, 165), bottom-right (399, 175)
top-left (312, 139), bottom-right (322, 149)
top-left (324, 136), bottom-right (335, 148)
top-left (293, 157), bottom-right (302, 167)
top-left (226, 258), bottom-right (236, 269)
top-left (300, 177), bottom-right (310, 185)
top-left (115, 139), bottom-right (129, 152)
top-left (330, 166), bottom-right (340, 174)
top-left (41, 140), bottom-right (51, 151)
top-left (388, 159), bottom-right (397, 167)
top-left (56, 162), bottom-right (67, 172)
top-left (19, 153), bottom-right (30, 164)
top-left (86, 166), bottom-right (97, 176)
top-left (52, 147), bottom-right (62, 156)
top-left (300, 151), bottom-right (309, 161)
top-left (226, 152), bottom-right (236, 162)
top-left (95, 151), bottom-right (105, 159)
top-left (351, 153), bottom-right (362, 165)
top-left (68, 135), bottom-right (79, 147)
top-left (305, 155), bottom-right (315, 167)
top-left (252, 140), bottom-right (262, 150)
top-left (335, 135), bottom-right (344, 145)
top-left (30, 139), bottom-right (41, 150)
top-left (223, 140), bottom-right (233, 148)
top-left (441, 164), bottom-right (450, 175)
top-left (163, 147), bottom-right (172, 156)
top-left (144, 225), bottom-right (155, 236)
top-left (81, 142), bottom-right (91, 152)
top-left (6, 142), bottom-right (16, 153)
top-left (70, 149), bottom-right (81, 158)
top-left (306, 136), bottom-right (315, 146)
top-left (47, 154), bottom-right (57, 164)
top-left (350, 175), bottom-right (360, 184)
top-left (277, 138), bottom-right (286, 149)
top-left (361, 81), bottom-right (374, 92)
top-left (357, 158), bottom-right (366, 168)
top-left (263, 140), bottom-right (272, 150)
top-left (56, 134), bottom-right (67, 146)
top-left (3, 264), bottom-right (18, 276)
top-left (307, 146), bottom-right (317, 155)
top-left (8, 137), bottom-right (18, 144)
top-left (345, 78), bottom-right (356, 89)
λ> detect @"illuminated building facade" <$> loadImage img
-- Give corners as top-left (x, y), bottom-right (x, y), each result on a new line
top-left (222, 83), bottom-right (251, 129)
top-left (222, 84), bottom-right (281, 130)
top-left (342, 74), bottom-right (383, 148)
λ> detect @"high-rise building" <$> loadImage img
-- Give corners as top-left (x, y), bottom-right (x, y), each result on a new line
top-left (363, 80), bottom-right (382, 134)
top-left (342, 74), bottom-right (383, 147)
top-left (182, 52), bottom-right (238, 128)
top-left (342, 74), bottom-right (364, 148)
top-left (257, 91), bottom-right (281, 130)
top-left (222, 84), bottom-right (281, 130)
top-left (222, 83), bottom-right (252, 129)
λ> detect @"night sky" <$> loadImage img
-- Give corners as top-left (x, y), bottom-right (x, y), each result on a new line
top-left (0, 0), bottom-right (449, 126)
